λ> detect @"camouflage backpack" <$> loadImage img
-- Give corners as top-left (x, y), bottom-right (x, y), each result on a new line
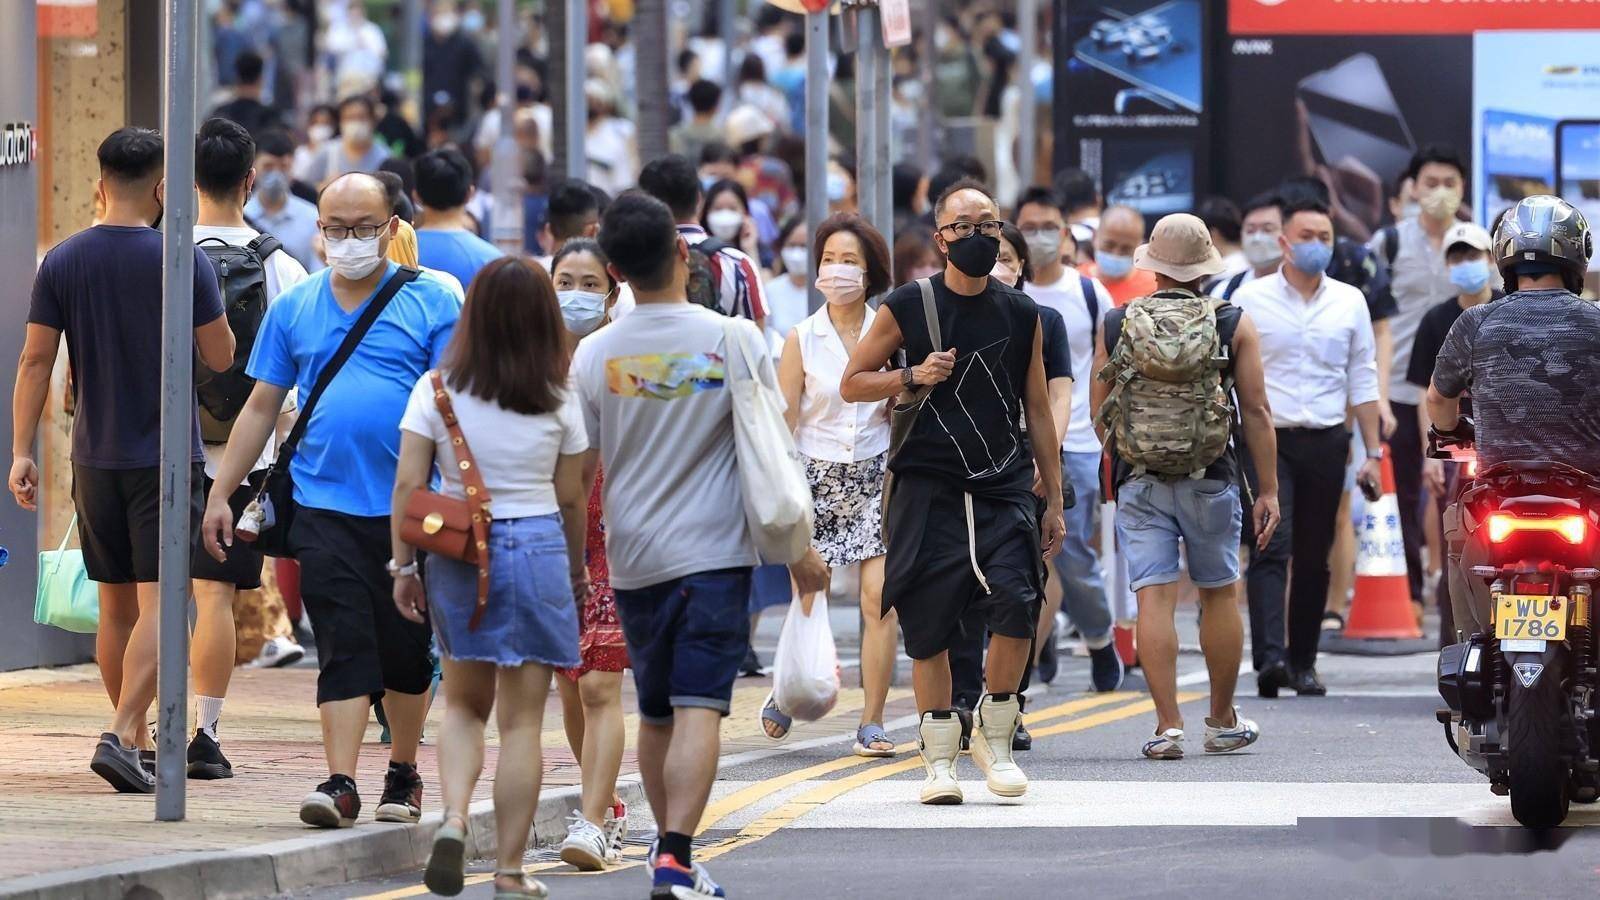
top-left (1097, 288), bottom-right (1233, 479)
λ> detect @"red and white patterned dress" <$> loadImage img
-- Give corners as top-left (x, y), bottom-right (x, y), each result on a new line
top-left (559, 466), bottom-right (628, 680)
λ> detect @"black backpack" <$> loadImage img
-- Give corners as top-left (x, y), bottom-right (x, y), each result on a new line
top-left (195, 234), bottom-right (280, 443)
top-left (684, 237), bottom-right (729, 314)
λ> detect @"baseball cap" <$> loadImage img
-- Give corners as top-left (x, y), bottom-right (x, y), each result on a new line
top-left (1133, 213), bottom-right (1226, 283)
top-left (1443, 221), bottom-right (1492, 257)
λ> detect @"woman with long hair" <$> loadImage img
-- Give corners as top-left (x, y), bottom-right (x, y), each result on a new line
top-left (393, 257), bottom-right (588, 899)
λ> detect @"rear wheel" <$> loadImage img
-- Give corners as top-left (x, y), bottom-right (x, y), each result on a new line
top-left (1506, 655), bottom-right (1571, 827)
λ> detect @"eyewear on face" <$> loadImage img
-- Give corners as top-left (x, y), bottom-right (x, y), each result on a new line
top-left (321, 223), bottom-right (386, 241)
top-left (939, 219), bottom-right (1005, 240)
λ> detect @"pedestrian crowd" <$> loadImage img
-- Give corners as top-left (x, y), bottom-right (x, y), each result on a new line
top-left (8, 6), bottom-right (1514, 899)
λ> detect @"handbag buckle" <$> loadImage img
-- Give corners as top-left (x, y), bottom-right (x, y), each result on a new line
top-left (422, 511), bottom-right (445, 535)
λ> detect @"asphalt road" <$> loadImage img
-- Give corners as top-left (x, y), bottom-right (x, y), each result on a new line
top-left (314, 631), bottom-right (1600, 900)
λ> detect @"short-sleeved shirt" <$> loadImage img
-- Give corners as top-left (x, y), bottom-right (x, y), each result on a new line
top-left (571, 302), bottom-right (777, 590)
top-left (1431, 289), bottom-right (1600, 474)
top-left (246, 263), bottom-right (462, 516)
top-left (884, 274), bottom-right (1040, 498)
top-left (1027, 271), bottom-right (1110, 452)
top-left (1405, 291), bottom-right (1505, 420)
top-left (399, 375), bottom-right (588, 519)
top-left (28, 225), bottom-right (225, 469)
top-left (1370, 218), bottom-right (1456, 405)
top-left (1037, 304), bottom-right (1072, 382)
top-left (414, 228), bottom-right (506, 291)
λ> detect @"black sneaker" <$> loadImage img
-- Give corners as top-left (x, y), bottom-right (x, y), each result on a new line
top-left (375, 761), bottom-right (424, 823)
top-left (187, 730), bottom-right (233, 780)
top-left (91, 733), bottom-right (155, 793)
top-left (300, 774), bottom-right (361, 828)
top-left (1036, 632), bottom-right (1059, 685)
top-left (1089, 642), bottom-right (1125, 692)
top-left (739, 645), bottom-right (764, 677)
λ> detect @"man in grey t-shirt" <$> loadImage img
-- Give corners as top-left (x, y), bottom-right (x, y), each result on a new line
top-left (571, 193), bottom-right (825, 897)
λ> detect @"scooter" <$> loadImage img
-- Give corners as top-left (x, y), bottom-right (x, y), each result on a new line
top-left (1433, 420), bottom-right (1600, 827)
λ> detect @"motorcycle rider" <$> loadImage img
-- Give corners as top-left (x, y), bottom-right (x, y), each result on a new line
top-left (1426, 195), bottom-right (1600, 638)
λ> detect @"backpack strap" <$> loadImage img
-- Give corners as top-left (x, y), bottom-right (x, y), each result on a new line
top-left (1079, 274), bottom-right (1099, 331)
top-left (247, 232), bottom-right (282, 260)
top-left (1382, 225), bottom-right (1400, 269)
top-left (1222, 270), bottom-right (1247, 301)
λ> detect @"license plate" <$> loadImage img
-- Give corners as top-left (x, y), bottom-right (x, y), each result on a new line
top-left (1495, 595), bottom-right (1569, 642)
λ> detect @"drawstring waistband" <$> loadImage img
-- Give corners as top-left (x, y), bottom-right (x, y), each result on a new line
top-left (964, 492), bottom-right (992, 596)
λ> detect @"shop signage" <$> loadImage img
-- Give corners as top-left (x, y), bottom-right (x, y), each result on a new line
top-left (0, 122), bottom-right (36, 168)
top-left (1230, 0), bottom-right (1600, 35)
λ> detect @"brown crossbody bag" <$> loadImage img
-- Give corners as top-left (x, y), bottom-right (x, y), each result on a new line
top-left (399, 371), bottom-right (493, 630)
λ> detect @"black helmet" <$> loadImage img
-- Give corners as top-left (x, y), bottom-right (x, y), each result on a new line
top-left (1493, 194), bottom-right (1593, 293)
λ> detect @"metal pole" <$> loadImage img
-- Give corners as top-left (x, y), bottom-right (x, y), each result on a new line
top-left (491, 0), bottom-right (523, 252)
top-left (854, 5), bottom-right (881, 231)
top-left (1016, 0), bottom-right (1038, 189)
top-left (804, 10), bottom-right (829, 313)
top-left (719, 0), bottom-right (737, 116)
top-left (635, 0), bottom-right (670, 164)
top-left (917, 0), bottom-right (936, 172)
top-left (404, 0), bottom-right (425, 124)
top-left (157, 0), bottom-right (197, 823)
top-left (564, 0), bottom-right (588, 178)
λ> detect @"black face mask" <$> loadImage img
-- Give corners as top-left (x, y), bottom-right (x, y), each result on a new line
top-left (945, 233), bottom-right (1001, 278)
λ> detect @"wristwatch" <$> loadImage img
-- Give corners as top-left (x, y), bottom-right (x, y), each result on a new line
top-left (1366, 448), bottom-right (1385, 460)
top-left (902, 367), bottom-right (917, 389)
top-left (386, 558), bottom-right (419, 578)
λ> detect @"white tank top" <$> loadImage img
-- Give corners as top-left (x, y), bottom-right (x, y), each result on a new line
top-left (794, 305), bottom-right (892, 464)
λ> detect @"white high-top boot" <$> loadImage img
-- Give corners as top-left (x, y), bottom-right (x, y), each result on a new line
top-left (918, 710), bottom-right (964, 805)
top-left (971, 693), bottom-right (1028, 797)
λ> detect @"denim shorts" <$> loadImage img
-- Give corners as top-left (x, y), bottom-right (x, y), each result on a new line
top-left (613, 568), bottom-right (752, 724)
top-left (425, 514), bottom-right (581, 670)
top-left (1115, 476), bottom-right (1242, 592)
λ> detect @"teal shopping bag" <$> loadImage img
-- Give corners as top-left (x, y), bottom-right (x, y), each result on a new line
top-left (34, 516), bottom-right (99, 634)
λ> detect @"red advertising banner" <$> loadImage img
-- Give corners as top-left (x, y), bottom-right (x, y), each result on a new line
top-left (1230, 0), bottom-right (1600, 35)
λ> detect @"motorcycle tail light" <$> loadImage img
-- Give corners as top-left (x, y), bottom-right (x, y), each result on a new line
top-left (1467, 460), bottom-right (1478, 478)
top-left (1487, 513), bottom-right (1587, 545)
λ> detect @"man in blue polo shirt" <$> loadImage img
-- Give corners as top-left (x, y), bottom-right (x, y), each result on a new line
top-left (202, 172), bottom-right (460, 829)
top-left (413, 146), bottom-right (503, 289)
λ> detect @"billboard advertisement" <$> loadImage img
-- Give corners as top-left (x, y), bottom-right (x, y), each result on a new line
top-left (1230, 0), bottom-right (1600, 35)
top-left (1473, 31), bottom-right (1600, 272)
top-left (1221, 36), bottom-right (1471, 244)
top-left (1052, 0), bottom-right (1213, 220)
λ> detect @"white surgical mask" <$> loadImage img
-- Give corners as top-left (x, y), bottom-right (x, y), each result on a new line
top-left (706, 209), bottom-right (744, 242)
top-left (342, 120), bottom-right (373, 144)
top-left (1242, 231), bottom-right (1282, 269)
top-left (308, 124), bottom-right (334, 145)
top-left (1023, 229), bottom-right (1062, 265)
top-left (781, 245), bottom-right (810, 276)
top-left (815, 263), bottom-right (866, 305)
top-left (324, 233), bottom-right (385, 280)
top-left (557, 289), bottom-right (609, 335)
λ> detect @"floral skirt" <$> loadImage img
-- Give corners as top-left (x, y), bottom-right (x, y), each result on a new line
top-left (805, 452), bottom-right (889, 568)
top-left (559, 467), bottom-right (628, 681)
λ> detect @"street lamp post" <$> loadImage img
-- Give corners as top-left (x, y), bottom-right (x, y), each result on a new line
top-left (804, 9), bottom-right (829, 313)
top-left (491, 0), bottom-right (524, 253)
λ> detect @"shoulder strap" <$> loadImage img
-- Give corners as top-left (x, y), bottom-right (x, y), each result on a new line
top-left (917, 277), bottom-right (941, 349)
top-left (1222, 270), bottom-right (1247, 301)
top-left (273, 266), bottom-right (420, 470)
top-left (1079, 274), bottom-right (1099, 327)
top-left (247, 233), bottom-right (282, 260)
top-left (1382, 225), bottom-right (1400, 268)
top-left (430, 369), bottom-right (494, 629)
top-left (696, 236), bottom-right (729, 257)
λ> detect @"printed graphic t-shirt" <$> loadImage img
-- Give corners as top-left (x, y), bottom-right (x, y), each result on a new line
top-left (884, 274), bottom-right (1040, 498)
top-left (571, 302), bottom-right (779, 590)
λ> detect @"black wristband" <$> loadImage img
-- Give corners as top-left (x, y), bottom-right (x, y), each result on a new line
top-left (902, 367), bottom-right (916, 389)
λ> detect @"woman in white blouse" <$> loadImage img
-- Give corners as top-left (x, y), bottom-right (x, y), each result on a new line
top-left (770, 212), bottom-right (899, 757)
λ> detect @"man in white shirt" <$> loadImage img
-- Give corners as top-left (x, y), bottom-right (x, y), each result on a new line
top-left (1233, 199), bottom-right (1384, 699)
top-left (1210, 192), bottom-right (1284, 301)
top-left (191, 117), bottom-right (310, 774)
top-left (1016, 187), bottom-right (1123, 692)
top-left (245, 130), bottom-right (323, 272)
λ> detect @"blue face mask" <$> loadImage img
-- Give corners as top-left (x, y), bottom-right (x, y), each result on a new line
top-left (1096, 252), bottom-right (1134, 280)
top-left (1449, 258), bottom-right (1491, 295)
top-left (1289, 239), bottom-right (1334, 276)
top-left (826, 172), bottom-right (848, 204)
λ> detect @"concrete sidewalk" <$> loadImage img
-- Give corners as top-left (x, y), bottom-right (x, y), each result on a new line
top-left (0, 645), bottom-right (915, 899)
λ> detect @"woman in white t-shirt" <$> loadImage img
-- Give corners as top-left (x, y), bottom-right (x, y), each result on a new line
top-left (392, 257), bottom-right (587, 899)
top-left (763, 216), bottom-right (811, 355)
top-left (768, 213), bottom-right (899, 758)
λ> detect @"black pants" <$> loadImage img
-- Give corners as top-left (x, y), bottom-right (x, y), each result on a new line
top-left (1246, 426), bottom-right (1348, 673)
top-left (1390, 402), bottom-right (1426, 603)
top-left (948, 608), bottom-right (1036, 711)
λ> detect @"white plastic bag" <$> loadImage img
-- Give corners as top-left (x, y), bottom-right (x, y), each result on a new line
top-left (723, 319), bottom-right (815, 564)
top-left (772, 593), bottom-right (840, 722)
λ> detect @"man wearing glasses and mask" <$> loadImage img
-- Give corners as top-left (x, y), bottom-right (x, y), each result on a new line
top-left (843, 180), bottom-right (1066, 807)
top-left (202, 173), bottom-right (461, 829)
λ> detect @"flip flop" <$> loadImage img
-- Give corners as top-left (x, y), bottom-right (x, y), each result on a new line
top-left (852, 723), bottom-right (897, 758)
top-left (760, 691), bottom-right (792, 742)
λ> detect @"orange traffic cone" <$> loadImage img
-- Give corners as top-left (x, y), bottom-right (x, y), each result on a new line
top-left (1343, 445), bottom-right (1423, 640)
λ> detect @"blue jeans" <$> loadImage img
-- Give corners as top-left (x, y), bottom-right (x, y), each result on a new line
top-left (1054, 451), bottom-right (1114, 644)
top-left (614, 568), bottom-right (753, 724)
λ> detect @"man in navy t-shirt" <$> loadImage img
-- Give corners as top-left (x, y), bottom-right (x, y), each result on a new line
top-left (202, 172), bottom-right (460, 829)
top-left (10, 126), bottom-right (234, 793)
top-left (412, 147), bottom-right (504, 291)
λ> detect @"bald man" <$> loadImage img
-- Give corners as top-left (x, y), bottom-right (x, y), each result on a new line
top-left (1081, 205), bottom-right (1158, 306)
top-left (202, 172), bottom-right (462, 829)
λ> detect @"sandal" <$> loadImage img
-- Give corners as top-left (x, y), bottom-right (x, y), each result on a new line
top-left (761, 691), bottom-right (792, 741)
top-left (424, 816), bottom-right (469, 897)
top-left (852, 723), bottom-right (896, 758)
top-left (492, 869), bottom-right (549, 899)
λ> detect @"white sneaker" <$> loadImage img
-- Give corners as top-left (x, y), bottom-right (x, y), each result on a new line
top-left (250, 636), bottom-right (304, 669)
top-left (970, 694), bottom-right (1028, 798)
top-left (1142, 727), bottom-right (1185, 760)
top-left (917, 711), bottom-right (964, 805)
top-left (602, 800), bottom-right (628, 862)
top-left (558, 811), bottom-right (609, 872)
top-left (1203, 707), bottom-right (1260, 754)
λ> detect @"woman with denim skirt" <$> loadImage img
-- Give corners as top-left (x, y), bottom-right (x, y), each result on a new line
top-left (390, 257), bottom-right (589, 899)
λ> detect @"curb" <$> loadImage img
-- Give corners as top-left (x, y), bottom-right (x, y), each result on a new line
top-left (1321, 634), bottom-right (1439, 656)
top-left (0, 779), bottom-right (650, 900)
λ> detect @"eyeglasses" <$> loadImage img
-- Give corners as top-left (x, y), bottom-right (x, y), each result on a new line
top-left (320, 223), bottom-right (386, 241)
top-left (938, 219), bottom-right (1005, 240)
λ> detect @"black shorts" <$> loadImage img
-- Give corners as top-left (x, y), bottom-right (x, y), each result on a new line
top-left (190, 474), bottom-right (266, 589)
top-left (72, 463), bottom-right (202, 584)
top-left (289, 506), bottom-right (433, 705)
top-left (882, 472), bottom-right (1044, 660)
